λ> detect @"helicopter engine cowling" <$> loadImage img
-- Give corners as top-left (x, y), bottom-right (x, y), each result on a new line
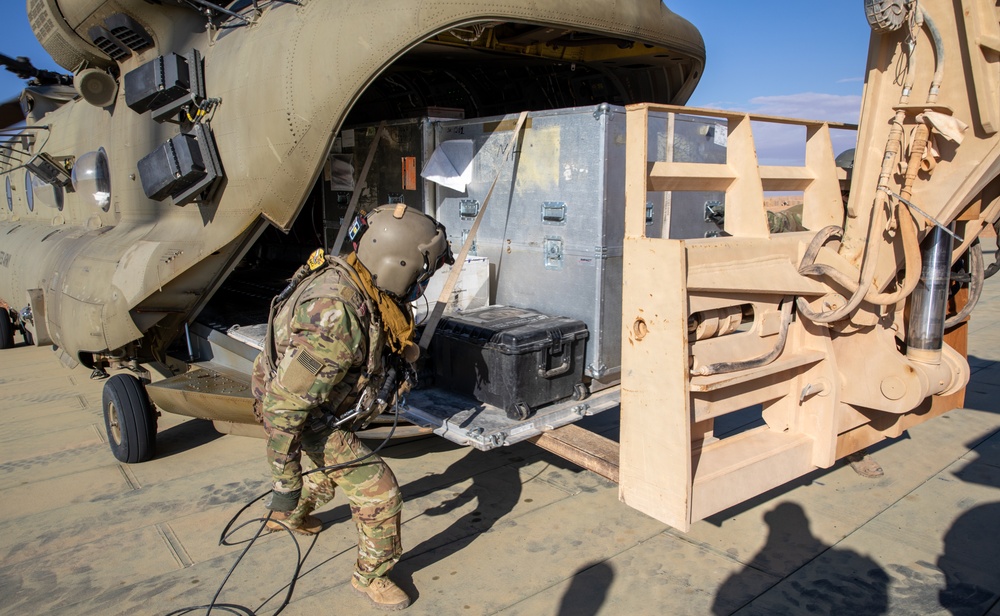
top-left (27, 0), bottom-right (114, 72)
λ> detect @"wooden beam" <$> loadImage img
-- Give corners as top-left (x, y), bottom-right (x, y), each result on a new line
top-left (759, 165), bottom-right (814, 191)
top-left (529, 424), bottom-right (620, 483)
top-left (647, 161), bottom-right (736, 191)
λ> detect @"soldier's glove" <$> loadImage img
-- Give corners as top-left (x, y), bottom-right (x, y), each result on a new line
top-left (266, 489), bottom-right (300, 513)
top-left (389, 353), bottom-right (417, 400)
top-left (394, 368), bottom-right (416, 401)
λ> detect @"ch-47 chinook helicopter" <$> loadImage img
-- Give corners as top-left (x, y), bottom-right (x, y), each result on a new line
top-left (0, 1), bottom-right (704, 450)
top-left (2, 0), bottom-right (1000, 532)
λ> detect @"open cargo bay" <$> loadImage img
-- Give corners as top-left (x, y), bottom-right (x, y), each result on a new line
top-left (186, 104), bottom-right (736, 452)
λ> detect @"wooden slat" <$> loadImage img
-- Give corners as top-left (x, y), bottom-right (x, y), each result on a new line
top-left (647, 161), bottom-right (735, 191)
top-left (690, 427), bottom-right (814, 521)
top-left (960, 0), bottom-right (1000, 134)
top-left (619, 238), bottom-right (693, 531)
top-left (530, 424), bottom-right (620, 483)
top-left (624, 106), bottom-right (651, 239)
top-left (626, 102), bottom-right (858, 130)
top-left (723, 115), bottom-right (770, 237)
top-left (802, 124), bottom-right (846, 229)
top-left (759, 165), bottom-right (814, 191)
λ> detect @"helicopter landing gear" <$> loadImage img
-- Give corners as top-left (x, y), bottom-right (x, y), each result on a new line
top-left (102, 374), bottom-right (157, 463)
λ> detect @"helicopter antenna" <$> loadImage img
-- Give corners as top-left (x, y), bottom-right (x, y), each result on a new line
top-left (182, 0), bottom-right (258, 26)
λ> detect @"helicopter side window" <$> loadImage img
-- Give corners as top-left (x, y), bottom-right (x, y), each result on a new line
top-left (5, 176), bottom-right (11, 211)
top-left (24, 170), bottom-right (34, 212)
top-left (72, 148), bottom-right (111, 211)
top-left (29, 171), bottom-right (64, 211)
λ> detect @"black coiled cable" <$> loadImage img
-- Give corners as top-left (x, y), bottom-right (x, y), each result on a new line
top-left (165, 406), bottom-right (402, 615)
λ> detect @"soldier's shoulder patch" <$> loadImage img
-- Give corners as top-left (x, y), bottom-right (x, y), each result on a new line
top-left (336, 286), bottom-right (364, 314)
top-left (282, 348), bottom-right (324, 394)
top-left (296, 349), bottom-right (322, 375)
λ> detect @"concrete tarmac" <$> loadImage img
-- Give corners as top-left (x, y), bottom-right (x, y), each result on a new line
top-left (1, 242), bottom-right (999, 615)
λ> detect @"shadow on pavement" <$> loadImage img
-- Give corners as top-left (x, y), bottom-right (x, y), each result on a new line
top-left (938, 439), bottom-right (1000, 615)
top-left (556, 561), bottom-right (614, 616)
top-left (155, 418), bottom-right (225, 459)
top-left (712, 502), bottom-right (889, 616)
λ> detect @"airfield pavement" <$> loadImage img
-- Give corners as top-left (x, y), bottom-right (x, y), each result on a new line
top-left (1, 238), bottom-right (1000, 615)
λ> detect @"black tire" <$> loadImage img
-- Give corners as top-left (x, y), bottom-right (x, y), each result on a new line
top-left (0, 310), bottom-right (13, 349)
top-left (103, 374), bottom-right (157, 463)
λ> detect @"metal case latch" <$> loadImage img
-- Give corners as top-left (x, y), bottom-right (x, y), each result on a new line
top-left (542, 201), bottom-right (567, 224)
top-left (459, 199), bottom-right (481, 220)
top-left (544, 237), bottom-right (564, 270)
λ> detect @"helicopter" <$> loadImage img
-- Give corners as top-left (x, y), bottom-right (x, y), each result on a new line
top-left (5, 0), bottom-right (1000, 534)
top-left (0, 0), bottom-right (705, 460)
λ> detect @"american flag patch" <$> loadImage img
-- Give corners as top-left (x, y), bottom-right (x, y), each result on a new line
top-left (295, 350), bottom-right (323, 375)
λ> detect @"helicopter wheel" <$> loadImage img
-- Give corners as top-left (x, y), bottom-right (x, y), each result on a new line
top-left (103, 374), bottom-right (157, 463)
top-left (0, 310), bottom-right (14, 349)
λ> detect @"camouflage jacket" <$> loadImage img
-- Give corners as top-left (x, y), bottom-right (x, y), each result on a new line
top-left (251, 262), bottom-right (385, 509)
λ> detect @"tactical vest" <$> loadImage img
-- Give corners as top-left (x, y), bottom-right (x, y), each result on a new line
top-left (252, 257), bottom-right (387, 426)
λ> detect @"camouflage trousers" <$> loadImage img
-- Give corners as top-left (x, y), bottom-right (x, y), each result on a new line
top-left (288, 426), bottom-right (403, 583)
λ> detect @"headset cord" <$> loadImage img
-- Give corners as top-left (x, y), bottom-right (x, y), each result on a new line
top-left (166, 406), bottom-right (402, 616)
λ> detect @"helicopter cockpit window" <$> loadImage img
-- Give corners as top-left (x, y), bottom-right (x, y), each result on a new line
top-left (5, 176), bottom-right (11, 211)
top-left (72, 148), bottom-right (111, 211)
top-left (24, 170), bottom-right (33, 212)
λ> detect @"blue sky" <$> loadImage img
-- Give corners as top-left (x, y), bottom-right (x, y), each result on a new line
top-left (0, 2), bottom-right (869, 136)
top-left (1, 3), bottom-right (64, 105)
top-left (674, 1), bottom-right (869, 121)
top-left (669, 2), bottom-right (870, 163)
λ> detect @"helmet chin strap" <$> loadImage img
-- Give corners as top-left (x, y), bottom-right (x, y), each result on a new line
top-left (405, 278), bottom-right (429, 303)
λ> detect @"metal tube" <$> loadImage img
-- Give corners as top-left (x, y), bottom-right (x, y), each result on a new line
top-left (184, 322), bottom-right (195, 362)
top-left (907, 225), bottom-right (955, 364)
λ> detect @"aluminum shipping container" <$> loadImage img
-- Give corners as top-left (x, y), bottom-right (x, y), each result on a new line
top-left (433, 104), bottom-right (728, 382)
top-left (434, 104), bottom-right (626, 381)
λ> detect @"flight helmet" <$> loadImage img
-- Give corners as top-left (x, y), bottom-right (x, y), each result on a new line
top-left (350, 204), bottom-right (454, 301)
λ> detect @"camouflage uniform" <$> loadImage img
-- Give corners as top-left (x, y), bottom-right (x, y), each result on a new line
top-left (251, 262), bottom-right (402, 584)
top-left (766, 203), bottom-right (805, 233)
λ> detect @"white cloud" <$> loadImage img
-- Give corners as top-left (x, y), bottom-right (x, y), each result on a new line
top-left (711, 93), bottom-right (863, 166)
top-left (685, 92), bottom-right (863, 166)
top-left (746, 92), bottom-right (863, 124)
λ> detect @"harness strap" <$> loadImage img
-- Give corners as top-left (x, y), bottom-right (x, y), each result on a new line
top-left (263, 259), bottom-right (372, 377)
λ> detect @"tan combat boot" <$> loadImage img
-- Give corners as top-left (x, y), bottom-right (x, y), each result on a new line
top-left (265, 511), bottom-right (323, 535)
top-left (352, 575), bottom-right (411, 611)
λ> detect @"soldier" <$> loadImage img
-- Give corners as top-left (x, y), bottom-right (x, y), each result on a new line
top-left (251, 203), bottom-right (453, 610)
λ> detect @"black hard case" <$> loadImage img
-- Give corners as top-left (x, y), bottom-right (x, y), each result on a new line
top-left (429, 306), bottom-right (588, 418)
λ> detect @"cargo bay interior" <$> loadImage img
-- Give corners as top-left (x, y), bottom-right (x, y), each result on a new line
top-left (193, 20), bottom-right (719, 444)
